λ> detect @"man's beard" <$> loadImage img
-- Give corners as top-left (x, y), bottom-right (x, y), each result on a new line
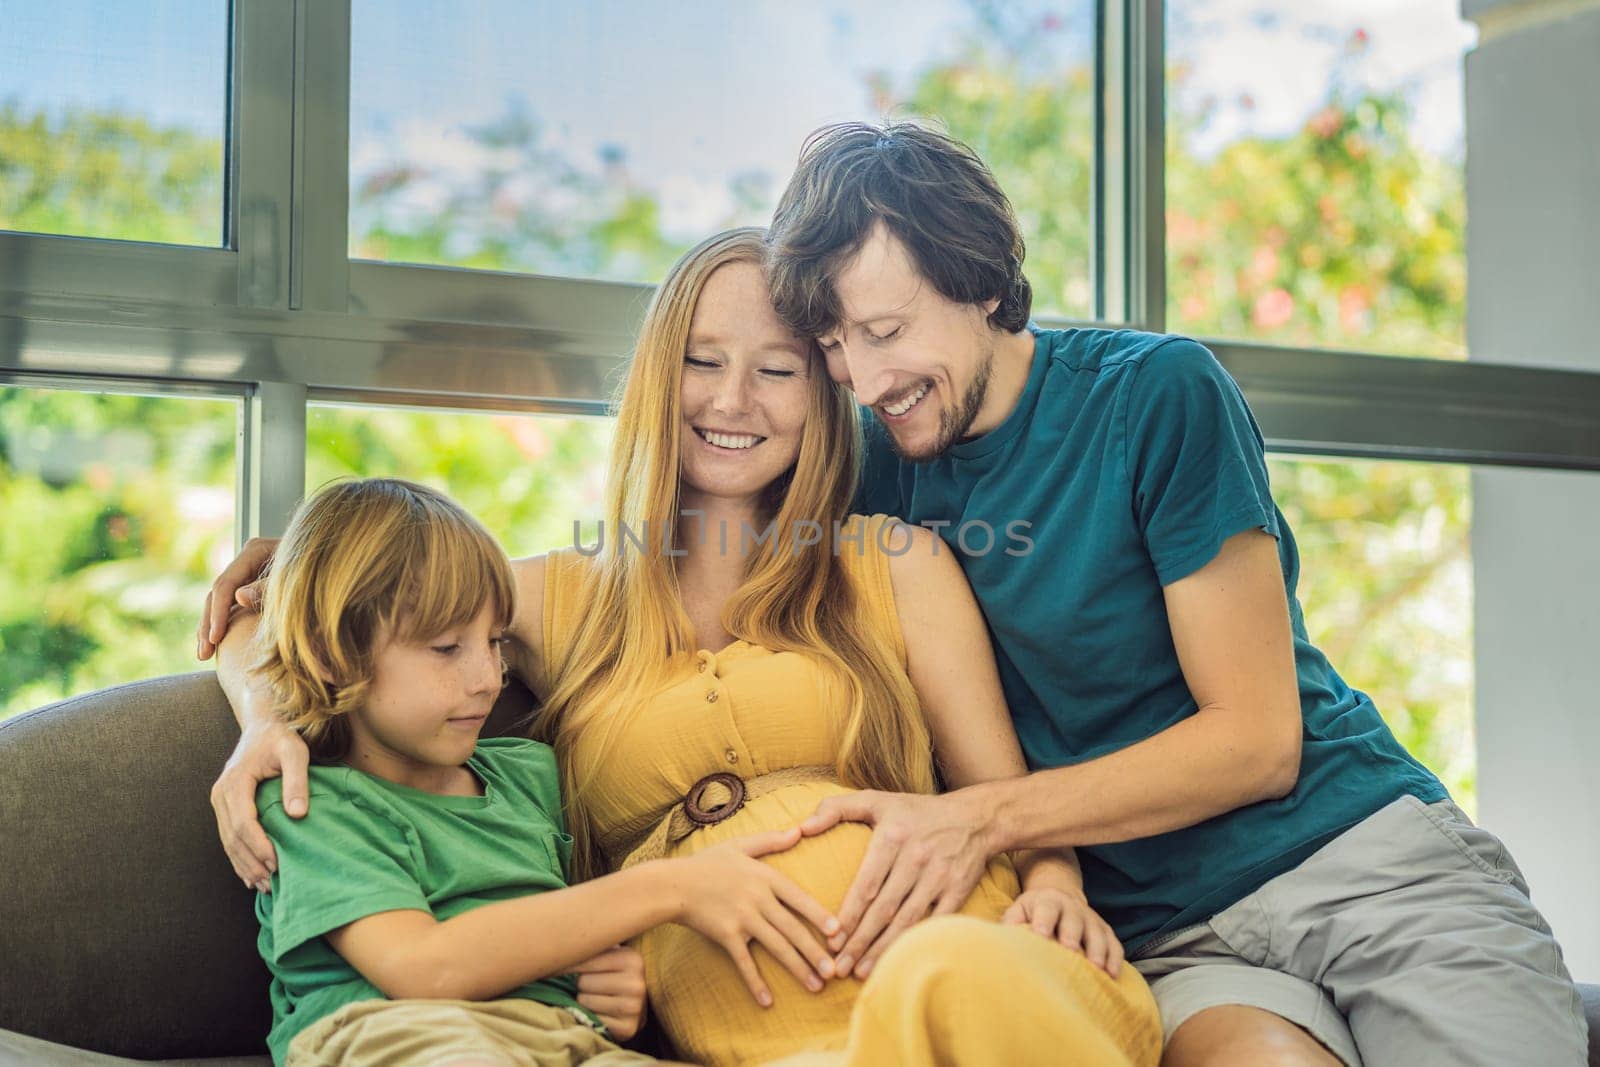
top-left (889, 348), bottom-right (994, 464)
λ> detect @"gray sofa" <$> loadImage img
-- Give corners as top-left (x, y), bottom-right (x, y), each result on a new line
top-left (0, 672), bottom-right (538, 1066)
top-left (2, 672), bottom-right (1597, 1065)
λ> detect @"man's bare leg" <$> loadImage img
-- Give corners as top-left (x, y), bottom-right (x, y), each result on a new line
top-left (1162, 1005), bottom-right (1344, 1067)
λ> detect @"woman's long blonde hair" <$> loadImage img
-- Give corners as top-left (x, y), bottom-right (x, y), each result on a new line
top-left (537, 228), bottom-right (936, 878)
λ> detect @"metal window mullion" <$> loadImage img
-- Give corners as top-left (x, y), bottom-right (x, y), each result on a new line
top-left (1097, 0), bottom-right (1165, 330)
top-left (232, 0), bottom-right (296, 309)
top-left (1209, 340), bottom-right (1600, 472)
top-left (309, 385), bottom-right (610, 419)
top-left (7, 287), bottom-right (1600, 471)
top-left (0, 369), bottom-right (245, 402)
top-left (1129, 0), bottom-right (1166, 331)
top-left (239, 380), bottom-right (307, 544)
top-left (291, 0), bottom-right (352, 313)
top-left (1097, 0), bottom-right (1129, 323)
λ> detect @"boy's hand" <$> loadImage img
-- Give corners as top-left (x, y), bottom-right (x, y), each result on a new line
top-left (572, 945), bottom-right (647, 1041)
top-left (1001, 887), bottom-right (1125, 976)
top-left (671, 827), bottom-right (840, 1008)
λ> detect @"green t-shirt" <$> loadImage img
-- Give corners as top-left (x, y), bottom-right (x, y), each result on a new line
top-left (255, 737), bottom-right (588, 1065)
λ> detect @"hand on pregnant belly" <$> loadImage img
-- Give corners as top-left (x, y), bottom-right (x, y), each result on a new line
top-left (665, 827), bottom-right (842, 1007)
top-left (1003, 886), bottom-right (1126, 976)
top-left (799, 788), bottom-right (994, 980)
top-left (640, 786), bottom-right (1020, 1066)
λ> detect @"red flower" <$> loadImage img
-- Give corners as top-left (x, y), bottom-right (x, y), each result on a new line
top-left (1252, 288), bottom-right (1295, 330)
top-left (1308, 106), bottom-right (1344, 140)
top-left (1247, 245), bottom-right (1280, 285)
top-left (502, 418), bottom-right (551, 460)
top-left (1339, 286), bottom-right (1372, 333)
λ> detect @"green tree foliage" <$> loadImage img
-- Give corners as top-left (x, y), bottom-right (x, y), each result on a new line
top-left (0, 389), bottom-right (236, 711)
top-left (1268, 458), bottom-right (1474, 801)
top-left (885, 6), bottom-right (1095, 318)
top-left (0, 101), bottom-right (223, 244)
top-left (306, 405), bottom-right (613, 557)
top-left (1166, 67), bottom-right (1467, 358)
top-left (0, 32), bottom-right (1477, 809)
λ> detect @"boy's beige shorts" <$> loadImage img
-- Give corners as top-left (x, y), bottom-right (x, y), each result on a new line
top-left (286, 997), bottom-right (671, 1067)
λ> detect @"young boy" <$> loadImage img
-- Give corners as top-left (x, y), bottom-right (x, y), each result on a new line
top-left (245, 478), bottom-right (823, 1066)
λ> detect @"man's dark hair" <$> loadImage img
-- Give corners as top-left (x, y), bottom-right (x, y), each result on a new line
top-left (766, 121), bottom-right (1032, 339)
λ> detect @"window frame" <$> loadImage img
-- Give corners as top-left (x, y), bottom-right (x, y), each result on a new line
top-left (1, 0), bottom-right (1596, 547)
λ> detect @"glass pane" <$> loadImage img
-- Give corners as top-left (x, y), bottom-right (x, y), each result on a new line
top-left (0, 1), bottom-right (229, 246)
top-left (307, 403), bottom-right (615, 556)
top-left (0, 385), bottom-right (238, 719)
top-left (349, 1), bottom-right (1095, 317)
top-left (1271, 456), bottom-right (1474, 810)
top-left (1166, 2), bottom-right (1475, 358)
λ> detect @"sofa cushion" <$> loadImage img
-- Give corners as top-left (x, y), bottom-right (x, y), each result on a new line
top-left (0, 1026), bottom-right (269, 1066)
top-left (0, 672), bottom-right (537, 1061)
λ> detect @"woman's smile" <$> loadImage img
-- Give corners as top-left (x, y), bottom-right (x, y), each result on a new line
top-left (693, 425), bottom-right (768, 452)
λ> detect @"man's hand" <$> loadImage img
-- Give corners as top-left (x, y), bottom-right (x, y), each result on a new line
top-left (1002, 887), bottom-right (1124, 976)
top-left (799, 789), bottom-right (994, 979)
top-left (210, 721), bottom-right (310, 891)
top-left (573, 946), bottom-right (648, 1041)
top-left (196, 536), bottom-right (279, 660)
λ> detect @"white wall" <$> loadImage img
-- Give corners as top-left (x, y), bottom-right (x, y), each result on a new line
top-left (1464, 0), bottom-right (1600, 981)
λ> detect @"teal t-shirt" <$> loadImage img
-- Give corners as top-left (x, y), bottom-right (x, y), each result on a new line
top-left (856, 327), bottom-right (1446, 954)
top-left (255, 737), bottom-right (589, 1065)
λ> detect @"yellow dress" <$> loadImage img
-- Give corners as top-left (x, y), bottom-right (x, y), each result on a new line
top-left (539, 514), bottom-right (1160, 1067)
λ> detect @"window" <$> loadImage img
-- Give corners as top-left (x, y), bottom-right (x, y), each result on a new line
top-left (307, 402), bottom-right (614, 555)
top-left (1272, 455), bottom-right (1474, 809)
top-left (0, 0), bottom-right (229, 246)
top-left (1165, 1), bottom-right (1475, 357)
top-left (0, 384), bottom-right (238, 718)
top-left (348, 0), bottom-right (1096, 316)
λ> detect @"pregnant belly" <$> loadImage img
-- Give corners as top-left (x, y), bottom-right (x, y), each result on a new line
top-left (639, 780), bottom-right (1020, 1067)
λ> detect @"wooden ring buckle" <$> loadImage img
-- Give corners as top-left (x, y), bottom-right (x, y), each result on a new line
top-left (683, 772), bottom-right (747, 826)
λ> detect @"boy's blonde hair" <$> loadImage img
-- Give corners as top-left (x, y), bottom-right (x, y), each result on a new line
top-left (255, 478), bottom-right (517, 759)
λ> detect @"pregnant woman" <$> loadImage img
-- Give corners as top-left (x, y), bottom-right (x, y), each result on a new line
top-left (203, 229), bottom-right (1160, 1066)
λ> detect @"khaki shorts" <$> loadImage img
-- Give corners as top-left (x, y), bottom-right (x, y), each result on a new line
top-left (1131, 796), bottom-right (1587, 1067)
top-left (285, 997), bottom-right (662, 1067)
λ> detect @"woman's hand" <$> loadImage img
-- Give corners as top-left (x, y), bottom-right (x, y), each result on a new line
top-left (572, 945), bottom-right (648, 1041)
top-left (196, 536), bottom-right (279, 659)
top-left (1002, 887), bottom-right (1125, 976)
top-left (210, 720), bottom-right (310, 891)
top-left (668, 827), bottom-right (842, 1008)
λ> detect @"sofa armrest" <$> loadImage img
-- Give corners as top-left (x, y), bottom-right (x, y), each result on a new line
top-left (0, 673), bottom-right (269, 1059)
